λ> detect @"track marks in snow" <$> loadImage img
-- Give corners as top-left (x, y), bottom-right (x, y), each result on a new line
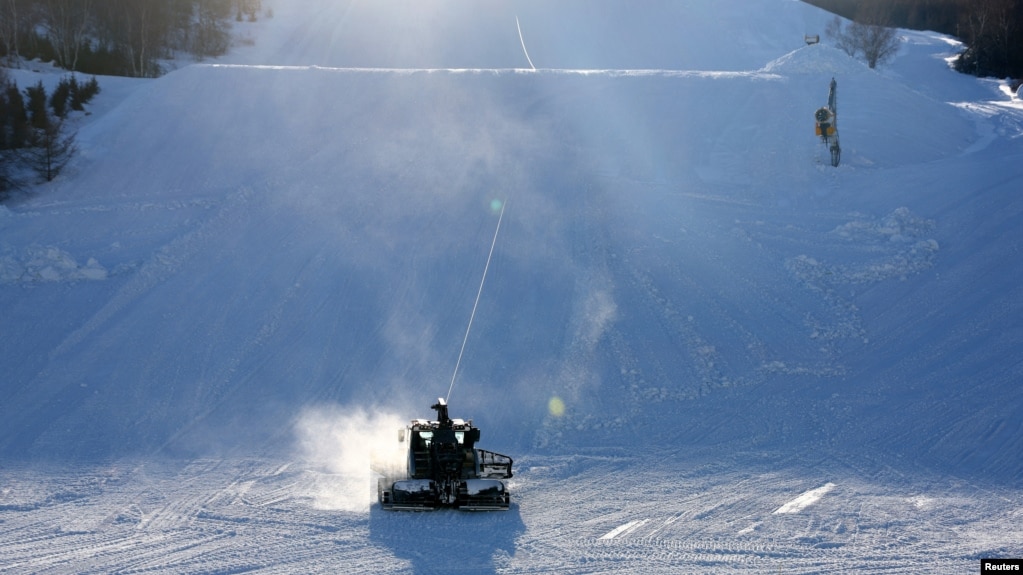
top-left (510, 452), bottom-right (1023, 574)
top-left (0, 458), bottom-right (394, 575)
top-left (2, 453), bottom-right (1020, 574)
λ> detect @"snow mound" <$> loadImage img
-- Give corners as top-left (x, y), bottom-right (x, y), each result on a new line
top-left (762, 44), bottom-right (868, 76)
top-left (0, 244), bottom-right (107, 284)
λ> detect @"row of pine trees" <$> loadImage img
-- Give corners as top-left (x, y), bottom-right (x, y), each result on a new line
top-left (1, 70), bottom-right (100, 198)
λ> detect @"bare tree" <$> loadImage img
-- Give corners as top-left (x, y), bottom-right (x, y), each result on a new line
top-left (826, 16), bottom-right (857, 57)
top-left (826, 13), bottom-right (901, 69)
top-left (193, 0), bottom-right (231, 59)
top-left (39, 0), bottom-right (91, 71)
top-left (956, 0), bottom-right (1016, 76)
top-left (854, 21), bottom-right (900, 69)
top-left (95, 0), bottom-right (167, 77)
top-left (123, 0), bottom-right (158, 77)
top-left (236, 0), bottom-right (260, 22)
top-left (0, 0), bottom-right (26, 64)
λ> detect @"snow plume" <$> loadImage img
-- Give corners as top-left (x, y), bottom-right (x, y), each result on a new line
top-left (294, 405), bottom-right (408, 511)
top-left (577, 288), bottom-right (618, 350)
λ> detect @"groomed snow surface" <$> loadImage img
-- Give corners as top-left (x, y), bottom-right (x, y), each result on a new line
top-left (2, 0), bottom-right (1022, 573)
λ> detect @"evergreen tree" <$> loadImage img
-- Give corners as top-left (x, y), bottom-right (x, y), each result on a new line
top-left (70, 76), bottom-right (100, 110)
top-left (0, 69), bottom-right (11, 150)
top-left (24, 80), bottom-right (50, 130)
top-left (0, 73), bottom-right (93, 196)
top-left (0, 153), bottom-right (12, 199)
top-left (3, 82), bottom-right (29, 149)
top-left (50, 76), bottom-right (72, 118)
top-left (23, 117), bottom-right (76, 182)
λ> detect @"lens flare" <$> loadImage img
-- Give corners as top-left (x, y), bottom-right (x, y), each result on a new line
top-left (490, 198), bottom-right (503, 213)
top-left (548, 396), bottom-right (566, 417)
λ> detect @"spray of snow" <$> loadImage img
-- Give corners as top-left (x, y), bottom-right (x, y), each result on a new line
top-left (294, 404), bottom-right (408, 511)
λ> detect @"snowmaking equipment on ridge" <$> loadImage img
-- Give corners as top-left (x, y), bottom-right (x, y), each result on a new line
top-left (376, 200), bottom-right (514, 511)
top-left (815, 77), bottom-right (841, 167)
top-left (377, 398), bottom-right (514, 511)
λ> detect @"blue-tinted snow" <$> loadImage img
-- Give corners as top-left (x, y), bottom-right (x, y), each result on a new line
top-left (1, 1), bottom-right (1021, 572)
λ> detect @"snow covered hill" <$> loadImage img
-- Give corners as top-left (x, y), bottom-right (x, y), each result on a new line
top-left (1, 1), bottom-right (1021, 573)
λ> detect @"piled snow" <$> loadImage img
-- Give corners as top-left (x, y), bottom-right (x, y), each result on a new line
top-left (762, 44), bottom-right (869, 75)
top-left (0, 245), bottom-right (107, 284)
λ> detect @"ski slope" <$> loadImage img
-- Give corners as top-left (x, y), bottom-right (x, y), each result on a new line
top-left (2, 0), bottom-right (1022, 572)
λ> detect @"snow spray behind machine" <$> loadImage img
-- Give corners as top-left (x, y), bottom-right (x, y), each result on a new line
top-left (376, 201), bottom-right (514, 511)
